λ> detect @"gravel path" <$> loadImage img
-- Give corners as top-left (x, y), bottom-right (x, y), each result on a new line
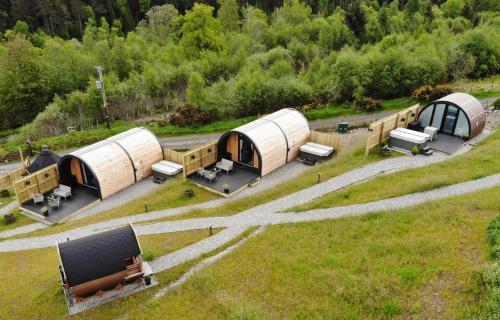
top-left (132, 173), bottom-right (500, 233)
top-left (152, 226), bottom-right (266, 299)
top-left (0, 200), bottom-right (17, 216)
top-left (1, 172), bottom-right (498, 253)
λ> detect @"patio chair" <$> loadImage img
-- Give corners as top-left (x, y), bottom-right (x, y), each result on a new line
top-left (47, 195), bottom-right (61, 210)
top-left (53, 184), bottom-right (72, 201)
top-left (216, 158), bottom-right (233, 174)
top-left (204, 171), bottom-right (217, 183)
top-left (197, 167), bottom-right (207, 179)
top-left (32, 193), bottom-right (44, 205)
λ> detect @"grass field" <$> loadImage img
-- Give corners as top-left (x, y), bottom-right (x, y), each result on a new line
top-left (0, 227), bottom-right (256, 320)
top-left (0, 185), bottom-right (496, 319)
top-left (290, 128), bottom-right (500, 212)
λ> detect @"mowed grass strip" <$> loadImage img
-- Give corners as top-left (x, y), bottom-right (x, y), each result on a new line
top-left (142, 144), bottom-right (396, 223)
top-left (128, 187), bottom-right (499, 320)
top-left (138, 228), bottom-right (223, 261)
top-left (290, 127), bottom-right (500, 212)
top-left (5, 177), bottom-right (217, 239)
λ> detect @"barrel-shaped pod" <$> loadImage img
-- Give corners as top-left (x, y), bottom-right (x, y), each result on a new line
top-left (234, 119), bottom-right (288, 176)
top-left (106, 127), bottom-right (163, 179)
top-left (71, 140), bottom-right (136, 199)
top-left (262, 108), bottom-right (310, 161)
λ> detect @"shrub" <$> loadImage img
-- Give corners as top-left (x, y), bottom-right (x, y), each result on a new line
top-left (354, 96), bottom-right (383, 112)
top-left (487, 216), bottom-right (500, 246)
top-left (493, 99), bottom-right (500, 110)
top-left (169, 104), bottom-right (213, 127)
top-left (413, 85), bottom-right (453, 102)
top-left (411, 145), bottom-right (420, 155)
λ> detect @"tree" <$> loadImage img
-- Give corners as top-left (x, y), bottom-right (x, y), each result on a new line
top-left (344, 0), bottom-right (366, 39)
top-left (178, 4), bottom-right (225, 57)
top-left (187, 71), bottom-right (206, 107)
top-left (138, 4), bottom-right (179, 42)
top-left (218, 0), bottom-right (239, 32)
top-left (0, 35), bottom-right (48, 129)
top-left (442, 0), bottom-right (465, 18)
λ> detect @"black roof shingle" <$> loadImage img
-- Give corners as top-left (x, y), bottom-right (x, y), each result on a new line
top-left (58, 225), bottom-right (141, 287)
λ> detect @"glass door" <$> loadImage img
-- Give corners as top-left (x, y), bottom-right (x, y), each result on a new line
top-left (442, 105), bottom-right (458, 135)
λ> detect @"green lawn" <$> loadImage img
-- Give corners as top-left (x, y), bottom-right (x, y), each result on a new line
top-left (0, 209), bottom-right (33, 233)
top-left (138, 228), bottom-right (223, 261)
top-left (290, 128), bottom-right (500, 212)
top-left (0, 186), bottom-right (496, 319)
top-left (0, 226), bottom-right (256, 320)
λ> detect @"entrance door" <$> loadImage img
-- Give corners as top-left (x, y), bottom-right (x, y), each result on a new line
top-left (442, 105), bottom-right (458, 135)
top-left (238, 135), bottom-right (254, 166)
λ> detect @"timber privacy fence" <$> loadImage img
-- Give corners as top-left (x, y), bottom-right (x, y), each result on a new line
top-left (365, 104), bottom-right (421, 155)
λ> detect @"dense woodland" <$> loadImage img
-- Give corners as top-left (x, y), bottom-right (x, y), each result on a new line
top-left (0, 0), bottom-right (498, 139)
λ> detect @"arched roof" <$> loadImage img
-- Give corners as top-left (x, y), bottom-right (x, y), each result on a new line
top-left (59, 128), bottom-right (163, 199)
top-left (220, 108), bottom-right (310, 176)
top-left (426, 92), bottom-right (486, 138)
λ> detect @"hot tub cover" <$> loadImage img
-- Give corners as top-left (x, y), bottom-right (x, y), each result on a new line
top-left (300, 144), bottom-right (332, 157)
top-left (390, 130), bottom-right (428, 144)
top-left (152, 160), bottom-right (183, 176)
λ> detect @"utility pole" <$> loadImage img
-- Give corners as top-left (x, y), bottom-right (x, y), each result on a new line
top-left (94, 66), bottom-right (111, 129)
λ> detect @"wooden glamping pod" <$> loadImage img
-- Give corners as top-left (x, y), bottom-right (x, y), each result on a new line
top-left (218, 108), bottom-right (310, 176)
top-left (417, 92), bottom-right (486, 139)
top-left (58, 128), bottom-right (163, 199)
top-left (58, 224), bottom-right (144, 298)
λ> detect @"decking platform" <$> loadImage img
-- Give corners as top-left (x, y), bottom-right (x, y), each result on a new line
top-left (428, 134), bottom-right (465, 154)
top-left (20, 186), bottom-right (100, 224)
top-left (188, 165), bottom-right (259, 196)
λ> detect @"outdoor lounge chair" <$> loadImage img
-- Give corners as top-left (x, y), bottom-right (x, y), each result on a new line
top-left (47, 195), bottom-right (61, 209)
top-left (197, 167), bottom-right (207, 179)
top-left (216, 159), bottom-right (233, 174)
top-left (53, 184), bottom-right (72, 201)
top-left (32, 193), bottom-right (44, 205)
top-left (203, 171), bottom-right (217, 183)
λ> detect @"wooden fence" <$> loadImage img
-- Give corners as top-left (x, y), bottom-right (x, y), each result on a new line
top-left (0, 167), bottom-right (27, 189)
top-left (14, 164), bottom-right (59, 205)
top-left (182, 141), bottom-right (218, 177)
top-left (163, 148), bottom-right (184, 165)
top-left (309, 130), bottom-right (342, 154)
top-left (365, 104), bottom-right (421, 155)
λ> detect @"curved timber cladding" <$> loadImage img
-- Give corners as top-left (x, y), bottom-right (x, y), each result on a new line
top-left (417, 92), bottom-right (486, 139)
top-left (218, 108), bottom-right (310, 177)
top-left (59, 128), bottom-right (163, 199)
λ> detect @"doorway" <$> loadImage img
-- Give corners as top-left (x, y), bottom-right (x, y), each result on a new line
top-left (441, 105), bottom-right (458, 135)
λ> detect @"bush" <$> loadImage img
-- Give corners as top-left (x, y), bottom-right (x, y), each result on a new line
top-left (413, 85), bottom-right (453, 102)
top-left (411, 145), bottom-right (420, 155)
top-left (354, 97), bottom-right (383, 112)
top-left (493, 99), bottom-right (500, 110)
top-left (487, 216), bottom-right (500, 246)
top-left (169, 104), bottom-right (213, 127)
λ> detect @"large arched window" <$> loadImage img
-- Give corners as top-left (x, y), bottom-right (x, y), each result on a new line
top-left (454, 110), bottom-right (470, 137)
top-left (419, 104), bottom-right (433, 127)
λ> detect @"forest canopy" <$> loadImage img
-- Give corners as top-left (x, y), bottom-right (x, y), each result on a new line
top-left (0, 0), bottom-right (499, 139)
